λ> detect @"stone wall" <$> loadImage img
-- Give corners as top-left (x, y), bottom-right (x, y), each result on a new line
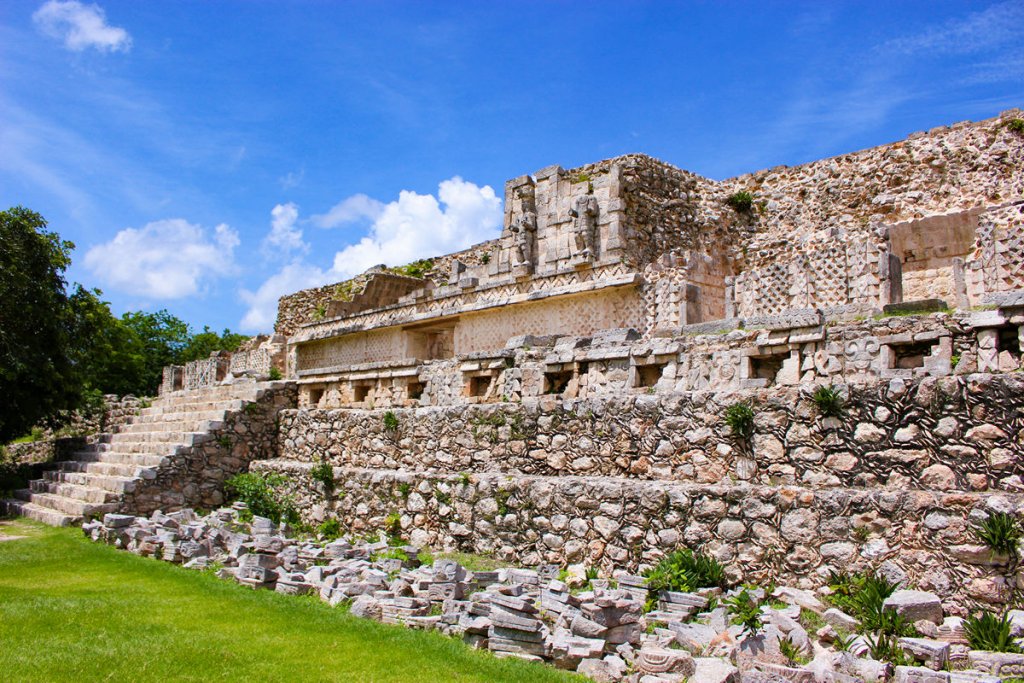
top-left (279, 373), bottom-right (1024, 493)
top-left (122, 383), bottom-right (297, 515)
top-left (255, 463), bottom-right (1022, 611)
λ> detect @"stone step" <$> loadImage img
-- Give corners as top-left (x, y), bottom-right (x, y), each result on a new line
top-left (75, 449), bottom-right (168, 467)
top-left (148, 390), bottom-right (260, 409)
top-left (43, 469), bottom-right (137, 494)
top-left (130, 411), bottom-right (228, 428)
top-left (1, 499), bottom-right (79, 527)
top-left (29, 479), bottom-right (120, 504)
top-left (139, 400), bottom-right (246, 419)
top-left (124, 416), bottom-right (227, 432)
top-left (13, 489), bottom-right (118, 518)
top-left (55, 459), bottom-right (143, 478)
top-left (109, 430), bottom-right (209, 445)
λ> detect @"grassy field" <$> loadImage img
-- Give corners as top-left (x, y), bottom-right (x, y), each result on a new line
top-left (0, 519), bottom-right (580, 683)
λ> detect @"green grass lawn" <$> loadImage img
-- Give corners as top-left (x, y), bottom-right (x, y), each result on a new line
top-left (0, 519), bottom-right (581, 683)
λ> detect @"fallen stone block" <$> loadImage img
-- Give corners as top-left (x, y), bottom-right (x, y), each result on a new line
top-left (884, 590), bottom-right (944, 625)
top-left (690, 657), bottom-right (740, 683)
top-left (636, 645), bottom-right (695, 676)
top-left (900, 637), bottom-right (951, 671)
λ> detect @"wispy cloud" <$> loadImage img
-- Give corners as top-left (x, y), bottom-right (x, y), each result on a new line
top-left (279, 168), bottom-right (305, 190)
top-left (311, 194), bottom-right (385, 229)
top-left (884, 1), bottom-right (1024, 56)
top-left (33, 1), bottom-right (131, 53)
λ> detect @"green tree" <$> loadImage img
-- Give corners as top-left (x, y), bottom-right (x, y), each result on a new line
top-left (178, 326), bottom-right (247, 364)
top-left (0, 207), bottom-right (79, 441)
top-left (120, 310), bottom-right (191, 392)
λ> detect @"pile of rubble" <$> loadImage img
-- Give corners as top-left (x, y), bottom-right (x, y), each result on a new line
top-left (85, 507), bottom-right (1024, 683)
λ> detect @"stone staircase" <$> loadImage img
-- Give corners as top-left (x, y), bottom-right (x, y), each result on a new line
top-left (2, 381), bottom-right (278, 527)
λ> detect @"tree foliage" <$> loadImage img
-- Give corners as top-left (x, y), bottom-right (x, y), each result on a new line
top-left (1, 207), bottom-right (251, 441)
top-left (0, 207), bottom-right (79, 442)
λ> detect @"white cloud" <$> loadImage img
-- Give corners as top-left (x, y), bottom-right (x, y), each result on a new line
top-left (239, 262), bottom-right (333, 332)
top-left (330, 177), bottom-right (502, 278)
top-left (84, 219), bottom-right (238, 299)
top-left (279, 168), bottom-right (305, 190)
top-left (262, 202), bottom-right (307, 259)
top-left (239, 177), bottom-right (502, 332)
top-left (33, 1), bottom-right (132, 53)
top-left (311, 193), bottom-right (385, 228)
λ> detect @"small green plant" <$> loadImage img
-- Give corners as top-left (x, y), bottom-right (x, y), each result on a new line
top-left (834, 632), bottom-right (853, 652)
top-left (964, 611), bottom-right (1022, 653)
top-left (433, 488), bottom-right (451, 505)
top-left (645, 548), bottom-right (728, 593)
top-left (310, 460), bottom-right (334, 491)
top-left (244, 402), bottom-right (261, 415)
top-left (268, 367), bottom-right (283, 381)
top-left (216, 435), bottom-right (232, 449)
top-left (224, 472), bottom-right (299, 525)
top-left (372, 547), bottom-right (410, 563)
top-left (382, 411), bottom-right (400, 432)
top-left (384, 512), bottom-right (402, 537)
top-left (391, 258), bottom-right (434, 279)
top-left (317, 518), bottom-right (342, 540)
top-left (799, 608), bottom-right (825, 633)
top-left (724, 402), bottom-right (755, 440)
top-left (865, 630), bottom-right (911, 666)
top-left (397, 482), bottom-right (412, 499)
top-left (779, 635), bottom-right (809, 666)
top-left (494, 488), bottom-right (512, 516)
top-left (11, 427), bottom-right (45, 444)
top-left (1007, 118), bottom-right (1024, 134)
top-left (458, 472), bottom-right (471, 486)
top-left (975, 512), bottom-right (1022, 560)
top-left (313, 303), bottom-right (327, 320)
top-left (724, 587), bottom-right (763, 637)
top-left (950, 354), bottom-right (961, 370)
top-left (852, 525), bottom-right (871, 542)
top-left (812, 385), bottom-right (845, 417)
top-left (480, 252), bottom-right (491, 264)
top-left (726, 190), bottom-right (754, 212)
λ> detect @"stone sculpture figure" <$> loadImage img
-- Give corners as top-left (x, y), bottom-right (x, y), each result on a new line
top-left (510, 195), bottom-right (538, 272)
top-left (569, 193), bottom-right (599, 261)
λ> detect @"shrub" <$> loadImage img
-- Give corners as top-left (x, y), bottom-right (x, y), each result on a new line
top-left (780, 635), bottom-right (809, 665)
top-left (481, 252), bottom-right (491, 264)
top-left (865, 631), bottom-right (911, 665)
top-left (726, 191), bottom-right (754, 212)
top-left (384, 512), bottom-right (402, 538)
top-left (392, 258), bottom-right (434, 279)
top-left (724, 587), bottom-right (763, 636)
top-left (310, 460), bottom-right (334, 491)
top-left (812, 385), bottom-right (845, 417)
top-left (645, 548), bottom-right (728, 593)
top-left (965, 611), bottom-right (1022, 653)
top-left (382, 411), bottom-right (399, 432)
top-left (724, 402), bottom-right (755, 440)
top-left (317, 518), bottom-right (342, 540)
top-left (1007, 118), bottom-right (1024, 134)
top-left (826, 570), bottom-right (902, 629)
top-left (268, 367), bottom-right (282, 381)
top-left (224, 472), bottom-right (298, 525)
top-left (975, 512), bottom-right (1022, 560)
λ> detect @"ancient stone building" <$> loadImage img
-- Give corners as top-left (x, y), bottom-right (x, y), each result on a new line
top-left (7, 109), bottom-right (1024, 610)
top-left (280, 110), bottom-right (1024, 411)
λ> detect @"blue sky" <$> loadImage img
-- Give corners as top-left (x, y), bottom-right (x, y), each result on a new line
top-left (1, 1), bottom-right (1022, 334)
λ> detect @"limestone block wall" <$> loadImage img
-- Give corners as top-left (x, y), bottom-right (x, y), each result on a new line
top-left (278, 373), bottom-right (1024, 493)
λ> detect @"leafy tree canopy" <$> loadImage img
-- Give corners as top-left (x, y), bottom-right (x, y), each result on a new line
top-left (1, 207), bottom-right (251, 441)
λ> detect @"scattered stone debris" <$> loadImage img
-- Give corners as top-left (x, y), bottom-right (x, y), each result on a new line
top-left (83, 506), bottom-right (1024, 683)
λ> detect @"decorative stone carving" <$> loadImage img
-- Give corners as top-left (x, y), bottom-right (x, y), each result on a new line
top-left (511, 190), bottom-right (538, 275)
top-left (569, 193), bottom-right (599, 262)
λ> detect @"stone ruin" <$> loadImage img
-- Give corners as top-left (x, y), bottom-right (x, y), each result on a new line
top-left (6, 109), bottom-right (1024, 681)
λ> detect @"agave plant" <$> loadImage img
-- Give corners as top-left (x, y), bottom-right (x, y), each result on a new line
top-left (974, 512), bottom-right (1022, 561)
top-left (964, 612), bottom-right (1022, 653)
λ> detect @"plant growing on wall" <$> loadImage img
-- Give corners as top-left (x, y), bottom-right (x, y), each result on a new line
top-left (726, 191), bottom-right (754, 212)
top-left (310, 460), bottom-right (334, 492)
top-left (975, 512), bottom-right (1022, 561)
top-left (724, 402), bottom-right (756, 440)
top-left (317, 517), bottom-right (342, 541)
top-left (964, 611), bottom-right (1022, 653)
top-left (1007, 118), bottom-right (1024, 134)
top-left (812, 385), bottom-right (845, 417)
top-left (382, 411), bottom-right (399, 432)
top-left (268, 367), bottom-right (282, 381)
